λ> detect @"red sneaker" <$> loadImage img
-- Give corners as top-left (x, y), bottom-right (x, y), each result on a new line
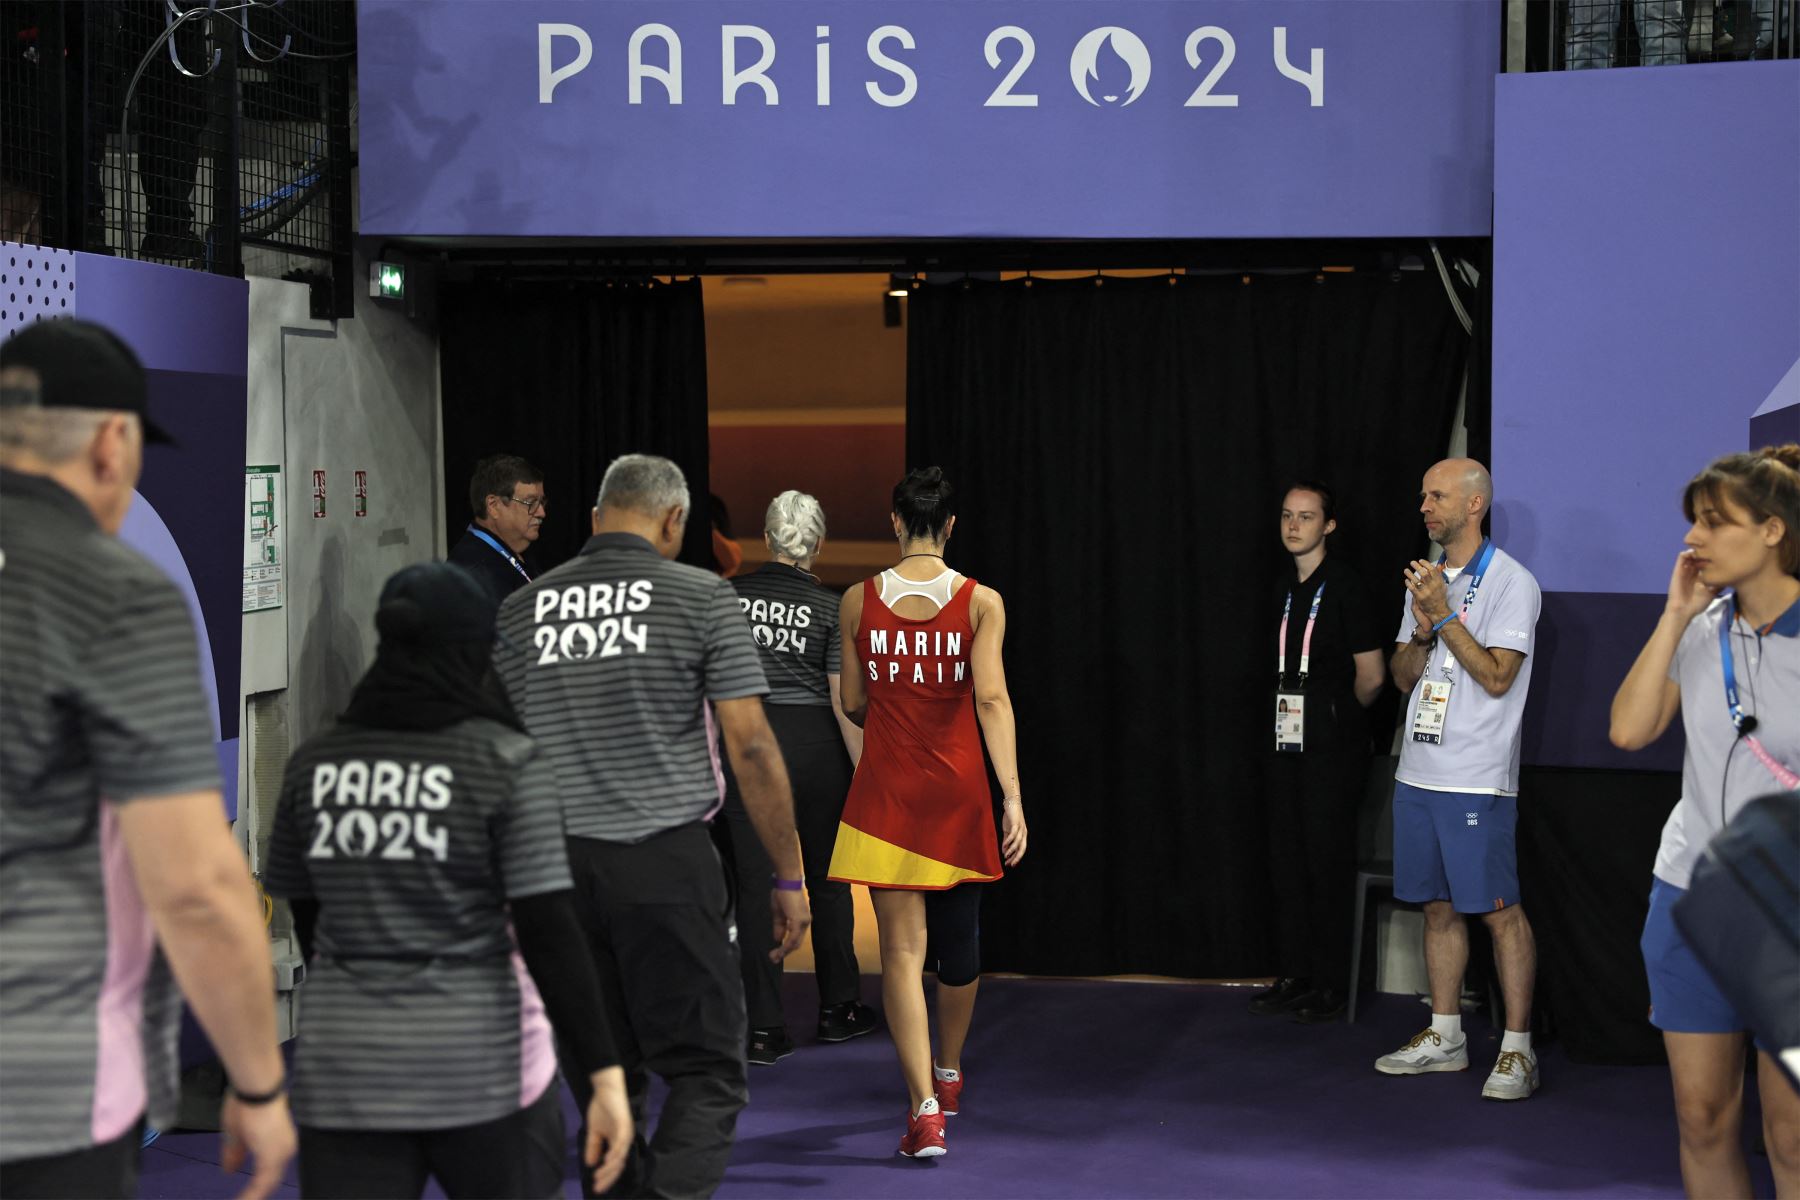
top-left (934, 1070), bottom-right (962, 1116)
top-left (899, 1105), bottom-right (947, 1158)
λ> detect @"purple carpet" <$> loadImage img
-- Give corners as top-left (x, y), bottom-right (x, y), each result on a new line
top-left (139, 976), bottom-right (1774, 1199)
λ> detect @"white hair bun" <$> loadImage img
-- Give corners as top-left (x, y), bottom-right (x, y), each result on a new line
top-left (765, 490), bottom-right (826, 562)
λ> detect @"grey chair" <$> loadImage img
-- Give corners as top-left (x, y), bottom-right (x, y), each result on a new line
top-left (1345, 754), bottom-right (1503, 1026)
top-left (1345, 755), bottom-right (1397, 1024)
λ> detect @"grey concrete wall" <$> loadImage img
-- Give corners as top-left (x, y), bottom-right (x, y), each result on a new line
top-left (243, 264), bottom-right (440, 1035)
top-left (247, 262), bottom-right (443, 750)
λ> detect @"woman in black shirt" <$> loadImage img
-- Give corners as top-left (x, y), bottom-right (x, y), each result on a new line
top-left (1249, 482), bottom-right (1387, 1023)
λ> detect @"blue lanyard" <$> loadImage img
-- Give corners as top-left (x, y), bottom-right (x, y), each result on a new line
top-left (1719, 595), bottom-right (1751, 732)
top-left (1455, 539), bottom-right (1497, 617)
top-left (1278, 579), bottom-right (1326, 683)
top-left (1432, 539), bottom-right (1496, 680)
top-left (468, 525), bottom-right (531, 581)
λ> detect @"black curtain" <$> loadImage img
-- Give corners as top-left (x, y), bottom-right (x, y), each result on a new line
top-left (1518, 765), bottom-right (1677, 1065)
top-left (907, 272), bottom-right (1467, 977)
top-left (1457, 241), bottom-right (1494, 468)
top-left (438, 278), bottom-right (713, 573)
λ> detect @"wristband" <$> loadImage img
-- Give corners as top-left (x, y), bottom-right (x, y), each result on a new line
top-left (229, 1076), bottom-right (287, 1106)
top-left (1430, 612), bottom-right (1459, 634)
top-left (1002, 797), bottom-right (1023, 808)
top-left (773, 878), bottom-right (805, 892)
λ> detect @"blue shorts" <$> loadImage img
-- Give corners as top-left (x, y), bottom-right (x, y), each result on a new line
top-left (1641, 877), bottom-right (1745, 1035)
top-left (1392, 782), bottom-right (1520, 913)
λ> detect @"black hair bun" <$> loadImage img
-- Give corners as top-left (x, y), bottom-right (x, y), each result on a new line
top-left (892, 467), bottom-right (956, 540)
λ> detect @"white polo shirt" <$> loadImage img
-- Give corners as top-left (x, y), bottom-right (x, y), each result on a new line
top-left (1393, 546), bottom-right (1542, 797)
top-left (1655, 594), bottom-right (1800, 889)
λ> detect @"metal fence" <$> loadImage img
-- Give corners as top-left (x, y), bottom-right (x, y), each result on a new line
top-left (1552, 0), bottom-right (1796, 68)
top-left (2, 1), bottom-right (354, 313)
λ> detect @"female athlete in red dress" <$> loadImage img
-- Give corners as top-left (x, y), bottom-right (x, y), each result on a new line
top-left (828, 467), bottom-right (1028, 1159)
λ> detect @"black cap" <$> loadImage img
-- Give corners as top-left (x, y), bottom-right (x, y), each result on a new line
top-left (0, 318), bottom-right (173, 444)
top-left (374, 562), bottom-right (500, 646)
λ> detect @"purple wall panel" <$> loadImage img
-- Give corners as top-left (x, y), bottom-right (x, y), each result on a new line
top-left (1492, 63), bottom-right (1800, 597)
top-left (71, 254), bottom-right (248, 810)
top-left (1493, 62), bottom-right (1799, 771)
top-left (358, 0), bottom-right (1498, 239)
top-left (1521, 592), bottom-right (1682, 772)
top-left (74, 254), bottom-right (249, 378)
top-left (1752, 405), bottom-right (1800, 450)
top-left (1750, 359), bottom-right (1799, 449)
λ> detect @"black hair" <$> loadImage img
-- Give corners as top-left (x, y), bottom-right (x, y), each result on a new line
top-left (709, 492), bottom-right (733, 539)
top-left (1282, 480), bottom-right (1337, 524)
top-left (893, 466), bottom-right (956, 541)
top-left (467, 453), bottom-right (543, 517)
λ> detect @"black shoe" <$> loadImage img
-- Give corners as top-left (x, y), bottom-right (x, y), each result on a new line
top-left (816, 1001), bottom-right (878, 1043)
top-left (138, 231), bottom-right (203, 263)
top-left (1290, 989), bottom-right (1349, 1024)
top-left (1247, 977), bottom-right (1311, 1015)
top-left (747, 1026), bottom-right (794, 1066)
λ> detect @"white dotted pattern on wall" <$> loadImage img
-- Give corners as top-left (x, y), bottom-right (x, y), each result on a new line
top-left (1, 243), bottom-right (79, 341)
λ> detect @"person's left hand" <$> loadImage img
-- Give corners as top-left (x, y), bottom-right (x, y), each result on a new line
top-left (1405, 559), bottom-right (1451, 623)
top-left (1001, 800), bottom-right (1028, 867)
top-left (219, 1094), bottom-right (296, 1200)
top-left (584, 1066), bottom-right (634, 1196)
top-left (769, 886), bottom-right (812, 963)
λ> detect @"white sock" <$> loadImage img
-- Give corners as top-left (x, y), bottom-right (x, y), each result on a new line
top-left (1501, 1030), bottom-right (1532, 1054)
top-left (1430, 1012), bottom-right (1463, 1041)
top-left (914, 1096), bottom-right (940, 1118)
top-left (933, 1065), bottom-right (960, 1083)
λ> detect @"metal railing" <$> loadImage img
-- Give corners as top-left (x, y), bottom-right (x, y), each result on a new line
top-left (1544, 0), bottom-right (1797, 69)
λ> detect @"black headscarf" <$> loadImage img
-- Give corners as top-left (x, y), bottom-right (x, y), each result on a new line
top-left (339, 562), bottom-right (523, 732)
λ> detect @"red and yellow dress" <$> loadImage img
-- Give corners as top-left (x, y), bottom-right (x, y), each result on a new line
top-left (827, 575), bottom-right (1004, 890)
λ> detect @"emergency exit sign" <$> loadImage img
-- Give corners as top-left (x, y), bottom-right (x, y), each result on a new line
top-left (370, 261), bottom-right (404, 299)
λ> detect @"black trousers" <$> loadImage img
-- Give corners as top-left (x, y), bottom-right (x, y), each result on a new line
top-left (297, 1080), bottom-right (563, 1200)
top-left (0, 1121), bottom-right (142, 1200)
top-left (564, 825), bottom-right (748, 1200)
top-left (1265, 746), bottom-right (1369, 991)
top-left (716, 704), bottom-right (860, 1028)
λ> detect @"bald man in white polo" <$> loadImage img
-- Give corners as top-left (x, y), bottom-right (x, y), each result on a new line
top-left (1377, 459), bottom-right (1543, 1102)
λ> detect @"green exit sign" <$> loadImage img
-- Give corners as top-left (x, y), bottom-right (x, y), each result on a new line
top-left (369, 261), bottom-right (405, 299)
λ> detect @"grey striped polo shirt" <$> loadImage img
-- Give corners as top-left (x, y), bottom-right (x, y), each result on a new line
top-left (262, 717), bottom-right (571, 1130)
top-left (0, 470), bottom-right (222, 1163)
top-left (731, 562), bottom-right (843, 707)
top-left (496, 533), bottom-right (769, 843)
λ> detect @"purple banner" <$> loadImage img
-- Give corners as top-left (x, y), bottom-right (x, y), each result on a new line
top-left (359, 0), bottom-right (1497, 239)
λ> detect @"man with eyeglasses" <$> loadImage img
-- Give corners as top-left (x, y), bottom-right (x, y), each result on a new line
top-left (451, 454), bottom-right (547, 599)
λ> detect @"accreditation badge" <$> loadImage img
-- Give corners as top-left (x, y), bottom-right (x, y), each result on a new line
top-left (1275, 691), bottom-right (1306, 753)
top-left (1411, 679), bottom-right (1453, 745)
